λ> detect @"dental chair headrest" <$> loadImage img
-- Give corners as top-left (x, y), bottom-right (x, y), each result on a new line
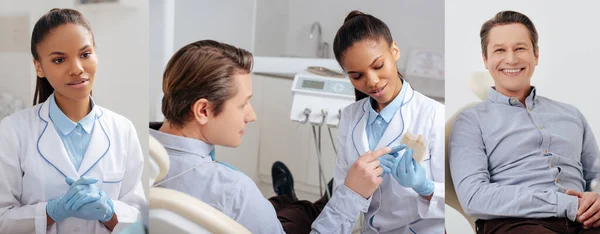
top-left (468, 71), bottom-right (494, 101)
top-left (149, 134), bottom-right (170, 186)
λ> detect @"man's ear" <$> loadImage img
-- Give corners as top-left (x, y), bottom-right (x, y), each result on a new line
top-left (482, 51), bottom-right (488, 69)
top-left (191, 98), bottom-right (212, 125)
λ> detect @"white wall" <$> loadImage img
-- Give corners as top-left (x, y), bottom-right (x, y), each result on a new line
top-left (173, 0), bottom-right (256, 51)
top-left (445, 1), bottom-right (600, 233)
top-left (283, 0), bottom-right (445, 67)
top-left (254, 0), bottom-right (445, 71)
top-left (0, 0), bottom-right (150, 196)
top-left (253, 0), bottom-right (288, 56)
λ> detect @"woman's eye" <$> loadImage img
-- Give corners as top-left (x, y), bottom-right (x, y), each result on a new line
top-left (52, 58), bottom-right (64, 64)
top-left (81, 52), bottom-right (92, 58)
top-left (375, 63), bottom-right (384, 70)
top-left (350, 74), bottom-right (362, 80)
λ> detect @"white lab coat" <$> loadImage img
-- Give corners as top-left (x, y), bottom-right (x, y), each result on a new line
top-left (0, 100), bottom-right (145, 234)
top-left (335, 83), bottom-right (445, 234)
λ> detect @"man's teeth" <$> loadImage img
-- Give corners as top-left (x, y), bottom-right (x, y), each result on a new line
top-left (503, 68), bottom-right (521, 74)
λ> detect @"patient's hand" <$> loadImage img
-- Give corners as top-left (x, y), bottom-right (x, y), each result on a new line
top-left (566, 190), bottom-right (600, 228)
top-left (345, 147), bottom-right (391, 199)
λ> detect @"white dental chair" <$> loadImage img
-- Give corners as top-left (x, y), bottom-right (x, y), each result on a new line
top-left (148, 135), bottom-right (251, 234)
top-left (445, 71), bottom-right (494, 233)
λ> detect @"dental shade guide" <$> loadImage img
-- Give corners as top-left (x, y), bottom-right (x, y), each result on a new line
top-left (399, 132), bottom-right (427, 164)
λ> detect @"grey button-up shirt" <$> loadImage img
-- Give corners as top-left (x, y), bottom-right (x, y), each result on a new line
top-left (450, 87), bottom-right (600, 221)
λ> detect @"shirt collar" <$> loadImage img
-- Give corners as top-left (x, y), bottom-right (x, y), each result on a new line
top-left (487, 86), bottom-right (538, 107)
top-left (48, 93), bottom-right (97, 135)
top-left (149, 128), bottom-right (214, 160)
top-left (368, 79), bottom-right (408, 124)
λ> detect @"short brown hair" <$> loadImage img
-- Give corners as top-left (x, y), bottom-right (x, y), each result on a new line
top-left (480, 10), bottom-right (538, 58)
top-left (161, 40), bottom-right (253, 128)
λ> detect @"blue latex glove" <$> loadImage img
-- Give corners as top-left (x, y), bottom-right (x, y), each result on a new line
top-left (378, 144), bottom-right (407, 175)
top-left (391, 148), bottom-right (434, 196)
top-left (67, 190), bottom-right (115, 222)
top-left (378, 154), bottom-right (395, 174)
top-left (46, 197), bottom-right (70, 223)
top-left (64, 177), bottom-right (101, 210)
top-left (390, 144), bottom-right (407, 157)
top-left (46, 177), bottom-right (100, 222)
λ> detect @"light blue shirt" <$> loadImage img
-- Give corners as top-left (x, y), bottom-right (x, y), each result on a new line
top-left (366, 80), bottom-right (407, 150)
top-left (49, 93), bottom-right (96, 171)
top-left (149, 128), bottom-right (285, 233)
top-left (450, 87), bottom-right (600, 221)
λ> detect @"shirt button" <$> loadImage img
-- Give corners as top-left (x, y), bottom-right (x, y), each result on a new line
top-left (556, 178), bottom-right (561, 183)
top-left (543, 150), bottom-right (548, 154)
top-left (527, 108), bottom-right (532, 112)
top-left (550, 163), bottom-right (555, 168)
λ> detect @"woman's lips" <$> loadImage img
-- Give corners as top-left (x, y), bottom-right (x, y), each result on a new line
top-left (370, 84), bottom-right (387, 98)
top-left (67, 78), bottom-right (89, 89)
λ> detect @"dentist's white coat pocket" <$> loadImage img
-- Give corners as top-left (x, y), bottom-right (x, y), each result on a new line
top-left (103, 170), bottom-right (125, 198)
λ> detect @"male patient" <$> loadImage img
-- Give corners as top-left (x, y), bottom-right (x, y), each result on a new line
top-left (150, 40), bottom-right (391, 234)
top-left (450, 11), bottom-right (600, 234)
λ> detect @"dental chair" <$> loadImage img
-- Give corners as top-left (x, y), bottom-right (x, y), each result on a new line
top-left (148, 135), bottom-right (251, 234)
top-left (445, 71), bottom-right (494, 233)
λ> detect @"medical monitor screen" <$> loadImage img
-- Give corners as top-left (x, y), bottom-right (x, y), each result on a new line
top-left (302, 80), bottom-right (325, 90)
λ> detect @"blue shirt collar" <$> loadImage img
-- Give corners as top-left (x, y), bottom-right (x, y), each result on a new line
top-left (368, 79), bottom-right (408, 124)
top-left (49, 93), bottom-right (97, 135)
top-left (487, 86), bottom-right (538, 107)
top-left (149, 128), bottom-right (215, 160)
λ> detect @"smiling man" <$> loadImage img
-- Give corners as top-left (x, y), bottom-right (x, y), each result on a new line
top-left (450, 11), bottom-right (600, 234)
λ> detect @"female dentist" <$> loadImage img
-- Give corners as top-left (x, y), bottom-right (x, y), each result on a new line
top-left (312, 11), bottom-right (444, 234)
top-left (0, 8), bottom-right (145, 234)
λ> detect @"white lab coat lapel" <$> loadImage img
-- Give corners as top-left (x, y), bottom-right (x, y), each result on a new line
top-left (375, 86), bottom-right (415, 149)
top-left (78, 109), bottom-right (110, 176)
top-left (352, 100), bottom-right (370, 156)
top-left (37, 102), bottom-right (80, 179)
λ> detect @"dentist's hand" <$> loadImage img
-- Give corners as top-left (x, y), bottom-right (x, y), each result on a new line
top-left (378, 144), bottom-right (407, 175)
top-left (46, 177), bottom-right (100, 223)
top-left (63, 177), bottom-right (115, 222)
top-left (391, 148), bottom-right (434, 197)
top-left (64, 177), bottom-right (101, 210)
top-left (345, 147), bottom-right (392, 199)
top-left (68, 190), bottom-right (115, 222)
